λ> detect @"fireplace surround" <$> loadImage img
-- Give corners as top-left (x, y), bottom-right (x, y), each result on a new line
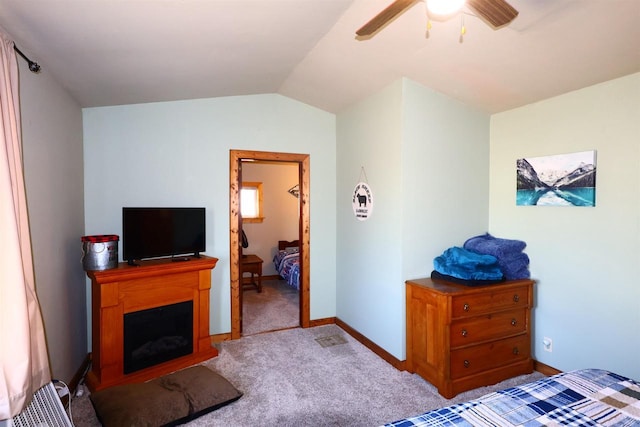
top-left (85, 256), bottom-right (218, 391)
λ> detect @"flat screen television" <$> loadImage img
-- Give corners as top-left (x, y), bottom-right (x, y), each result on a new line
top-left (122, 207), bottom-right (205, 264)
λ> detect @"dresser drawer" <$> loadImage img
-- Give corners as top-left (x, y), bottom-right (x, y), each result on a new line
top-left (450, 309), bottom-right (527, 348)
top-left (451, 285), bottom-right (530, 318)
top-left (450, 334), bottom-right (530, 379)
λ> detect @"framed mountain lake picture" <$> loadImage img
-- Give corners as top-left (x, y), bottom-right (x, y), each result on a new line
top-left (516, 150), bottom-right (596, 206)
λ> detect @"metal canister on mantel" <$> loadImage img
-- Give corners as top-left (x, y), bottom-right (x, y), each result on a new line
top-left (81, 234), bottom-right (119, 271)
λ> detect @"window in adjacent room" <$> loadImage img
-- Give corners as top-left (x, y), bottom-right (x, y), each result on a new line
top-left (240, 182), bottom-right (264, 223)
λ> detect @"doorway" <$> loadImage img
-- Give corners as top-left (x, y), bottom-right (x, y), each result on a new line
top-left (229, 150), bottom-right (310, 339)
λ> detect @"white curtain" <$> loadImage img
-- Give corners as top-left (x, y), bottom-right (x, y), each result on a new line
top-left (0, 29), bottom-right (51, 420)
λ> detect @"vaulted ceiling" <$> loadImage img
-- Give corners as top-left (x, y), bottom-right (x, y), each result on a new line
top-left (1, 0), bottom-right (638, 114)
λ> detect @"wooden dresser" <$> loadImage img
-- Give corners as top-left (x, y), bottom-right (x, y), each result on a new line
top-left (406, 277), bottom-right (534, 398)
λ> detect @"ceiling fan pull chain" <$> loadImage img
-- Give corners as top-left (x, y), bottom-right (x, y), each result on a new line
top-left (425, 19), bottom-right (432, 39)
top-left (459, 13), bottom-right (466, 43)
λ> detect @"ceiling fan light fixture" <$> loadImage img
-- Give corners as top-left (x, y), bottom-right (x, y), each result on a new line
top-left (426, 0), bottom-right (466, 20)
top-left (356, 0), bottom-right (517, 38)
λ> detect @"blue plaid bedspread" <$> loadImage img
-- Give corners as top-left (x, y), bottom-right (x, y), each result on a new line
top-left (273, 250), bottom-right (300, 290)
top-left (385, 369), bottom-right (640, 426)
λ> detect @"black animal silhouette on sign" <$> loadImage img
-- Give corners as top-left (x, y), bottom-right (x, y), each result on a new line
top-left (357, 194), bottom-right (367, 207)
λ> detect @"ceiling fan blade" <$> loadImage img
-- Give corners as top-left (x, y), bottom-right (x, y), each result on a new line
top-left (356, 0), bottom-right (418, 37)
top-left (467, 0), bottom-right (519, 28)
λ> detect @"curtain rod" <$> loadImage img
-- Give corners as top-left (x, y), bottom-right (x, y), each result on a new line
top-left (14, 46), bottom-right (41, 73)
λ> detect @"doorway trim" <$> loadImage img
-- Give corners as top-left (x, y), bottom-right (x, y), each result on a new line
top-left (229, 150), bottom-right (310, 339)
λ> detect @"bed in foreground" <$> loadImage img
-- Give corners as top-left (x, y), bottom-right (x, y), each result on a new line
top-left (385, 369), bottom-right (639, 426)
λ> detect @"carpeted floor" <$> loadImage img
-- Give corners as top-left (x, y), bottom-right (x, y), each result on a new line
top-left (70, 324), bottom-right (544, 426)
top-left (242, 279), bottom-right (299, 336)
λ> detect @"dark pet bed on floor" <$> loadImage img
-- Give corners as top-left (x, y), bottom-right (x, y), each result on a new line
top-left (90, 365), bottom-right (242, 427)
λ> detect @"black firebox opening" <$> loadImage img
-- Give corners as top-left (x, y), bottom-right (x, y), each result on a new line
top-left (123, 300), bottom-right (193, 374)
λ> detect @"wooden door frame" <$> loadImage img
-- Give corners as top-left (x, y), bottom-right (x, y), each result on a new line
top-left (229, 150), bottom-right (310, 339)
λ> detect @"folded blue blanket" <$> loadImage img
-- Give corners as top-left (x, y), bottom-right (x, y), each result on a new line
top-left (464, 233), bottom-right (530, 279)
top-left (499, 252), bottom-right (530, 280)
top-left (463, 233), bottom-right (526, 258)
top-left (433, 247), bottom-right (504, 281)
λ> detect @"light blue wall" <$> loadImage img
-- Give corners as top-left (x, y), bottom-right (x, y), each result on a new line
top-left (336, 79), bottom-right (490, 359)
top-left (81, 73), bottom-right (639, 379)
top-left (82, 94), bottom-right (337, 336)
top-left (336, 80), bottom-right (405, 357)
top-left (489, 73), bottom-right (640, 380)
top-left (401, 80), bottom-right (490, 280)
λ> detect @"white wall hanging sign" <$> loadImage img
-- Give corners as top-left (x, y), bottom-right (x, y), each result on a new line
top-left (352, 182), bottom-right (374, 221)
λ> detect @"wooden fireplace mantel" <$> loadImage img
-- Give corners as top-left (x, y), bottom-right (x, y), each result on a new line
top-left (85, 255), bottom-right (219, 391)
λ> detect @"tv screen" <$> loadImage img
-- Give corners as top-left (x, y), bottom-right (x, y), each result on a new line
top-left (122, 207), bottom-right (205, 263)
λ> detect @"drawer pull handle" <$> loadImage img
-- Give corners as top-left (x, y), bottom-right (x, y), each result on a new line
top-left (512, 347), bottom-right (519, 355)
top-left (463, 303), bottom-right (470, 312)
top-left (461, 329), bottom-right (468, 337)
top-left (463, 360), bottom-right (470, 368)
top-left (513, 294), bottom-right (520, 303)
top-left (511, 318), bottom-right (517, 326)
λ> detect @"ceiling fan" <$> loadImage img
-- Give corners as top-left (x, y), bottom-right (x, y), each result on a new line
top-left (356, 0), bottom-right (519, 37)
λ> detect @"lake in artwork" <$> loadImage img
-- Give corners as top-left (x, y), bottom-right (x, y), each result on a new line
top-left (516, 150), bottom-right (596, 207)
